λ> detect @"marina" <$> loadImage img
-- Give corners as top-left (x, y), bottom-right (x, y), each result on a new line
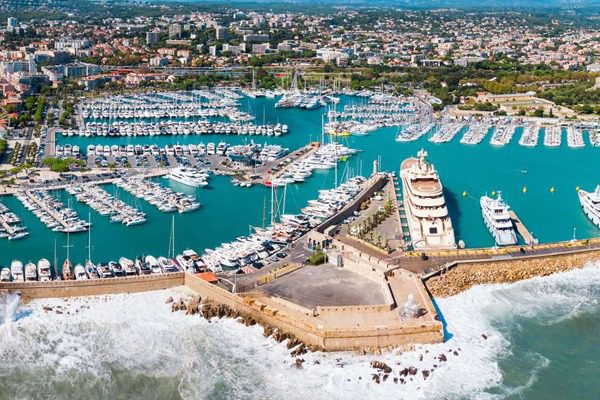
top-left (114, 178), bottom-right (201, 213)
top-left (0, 202), bottom-right (28, 241)
top-left (1, 91), bottom-right (599, 269)
top-left (15, 191), bottom-right (89, 233)
top-left (544, 125), bottom-right (562, 147)
top-left (518, 124), bottom-right (540, 147)
top-left (65, 184), bottom-right (147, 226)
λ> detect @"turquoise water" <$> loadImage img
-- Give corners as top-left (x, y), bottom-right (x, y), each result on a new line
top-left (0, 95), bottom-right (599, 266)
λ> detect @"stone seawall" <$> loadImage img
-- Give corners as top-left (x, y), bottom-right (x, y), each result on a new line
top-left (184, 273), bottom-right (442, 352)
top-left (425, 249), bottom-right (600, 298)
top-left (0, 273), bottom-right (185, 302)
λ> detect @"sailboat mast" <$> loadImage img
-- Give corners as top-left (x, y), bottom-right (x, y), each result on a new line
top-left (53, 238), bottom-right (57, 278)
top-left (87, 212), bottom-right (91, 263)
top-left (282, 184), bottom-right (287, 217)
top-left (262, 193), bottom-right (267, 228)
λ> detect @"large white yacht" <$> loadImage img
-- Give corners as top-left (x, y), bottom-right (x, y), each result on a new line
top-left (400, 149), bottom-right (456, 250)
top-left (480, 192), bottom-right (517, 246)
top-left (165, 167), bottom-right (208, 188)
top-left (579, 185), bottom-right (600, 228)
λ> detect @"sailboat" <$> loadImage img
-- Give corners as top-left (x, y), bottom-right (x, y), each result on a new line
top-left (158, 215), bottom-right (179, 273)
top-left (62, 228), bottom-right (73, 280)
top-left (85, 213), bottom-right (97, 278)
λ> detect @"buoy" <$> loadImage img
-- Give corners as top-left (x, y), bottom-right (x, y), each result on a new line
top-left (522, 186), bottom-right (527, 193)
top-left (491, 191), bottom-right (496, 196)
top-left (550, 187), bottom-right (555, 193)
top-left (576, 186), bottom-right (580, 192)
top-left (462, 191), bottom-right (467, 197)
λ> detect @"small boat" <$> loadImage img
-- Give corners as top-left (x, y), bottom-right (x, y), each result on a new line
top-left (62, 259), bottom-right (74, 280)
top-left (24, 262), bottom-right (37, 281)
top-left (157, 256), bottom-right (179, 273)
top-left (96, 263), bottom-right (114, 278)
top-left (10, 260), bottom-right (24, 282)
top-left (0, 267), bottom-right (11, 282)
top-left (145, 255), bottom-right (162, 274)
top-left (118, 257), bottom-right (137, 276)
top-left (37, 259), bottom-right (52, 281)
top-left (109, 261), bottom-right (125, 277)
top-left (135, 257), bottom-right (152, 275)
top-left (74, 264), bottom-right (89, 280)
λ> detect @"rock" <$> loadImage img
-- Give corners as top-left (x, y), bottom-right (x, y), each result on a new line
top-left (399, 378), bottom-right (405, 385)
top-left (438, 354), bottom-right (447, 362)
top-left (55, 310), bottom-right (63, 314)
top-left (370, 361), bottom-right (392, 374)
top-left (453, 351), bottom-right (459, 356)
top-left (263, 326), bottom-right (275, 338)
top-left (165, 296), bottom-right (173, 304)
top-left (383, 374), bottom-right (389, 382)
top-left (422, 370), bottom-right (430, 380)
top-left (42, 306), bottom-right (53, 312)
top-left (407, 367), bottom-right (418, 376)
top-left (295, 358), bottom-right (305, 369)
top-left (393, 377), bottom-right (398, 384)
top-left (371, 374), bottom-right (380, 384)
top-left (419, 354), bottom-right (423, 361)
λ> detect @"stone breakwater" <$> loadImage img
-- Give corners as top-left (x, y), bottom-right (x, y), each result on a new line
top-left (425, 250), bottom-right (600, 298)
top-left (168, 294), bottom-right (313, 361)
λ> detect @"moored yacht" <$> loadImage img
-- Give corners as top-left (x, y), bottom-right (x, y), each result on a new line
top-left (24, 262), bottom-right (37, 281)
top-left (480, 192), bottom-right (517, 246)
top-left (10, 260), bottom-right (24, 282)
top-left (579, 185), bottom-right (600, 228)
top-left (400, 149), bottom-right (456, 249)
top-left (165, 167), bottom-right (209, 188)
top-left (74, 264), bottom-right (89, 280)
top-left (37, 258), bottom-right (52, 281)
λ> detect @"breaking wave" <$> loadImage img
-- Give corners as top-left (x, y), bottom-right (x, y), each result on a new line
top-left (0, 261), bottom-right (598, 399)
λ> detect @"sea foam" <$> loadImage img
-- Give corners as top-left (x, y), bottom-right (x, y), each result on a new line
top-left (0, 262), bottom-right (598, 399)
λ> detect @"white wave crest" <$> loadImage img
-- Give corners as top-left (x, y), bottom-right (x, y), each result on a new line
top-left (0, 261), bottom-right (597, 399)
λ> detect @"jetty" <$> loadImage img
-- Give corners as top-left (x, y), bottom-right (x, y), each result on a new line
top-left (508, 210), bottom-right (537, 245)
top-left (22, 191), bottom-right (82, 232)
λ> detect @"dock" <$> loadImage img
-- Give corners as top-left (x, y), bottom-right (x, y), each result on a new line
top-left (239, 142), bottom-right (320, 184)
top-left (0, 214), bottom-right (16, 236)
top-left (508, 210), bottom-right (537, 245)
top-left (22, 191), bottom-right (82, 232)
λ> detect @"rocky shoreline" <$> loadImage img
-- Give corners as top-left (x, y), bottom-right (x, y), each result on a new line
top-left (167, 295), bottom-right (312, 362)
top-left (425, 251), bottom-right (600, 298)
top-left (166, 294), bottom-right (462, 383)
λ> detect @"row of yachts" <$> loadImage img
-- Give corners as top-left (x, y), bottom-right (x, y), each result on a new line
top-left (266, 143), bottom-right (358, 188)
top-left (74, 142), bottom-right (288, 162)
top-left (396, 120), bottom-right (599, 148)
top-left (80, 89), bottom-right (245, 120)
top-left (15, 191), bottom-right (90, 233)
top-left (62, 121), bottom-right (289, 138)
top-left (202, 176), bottom-right (366, 272)
top-left (65, 184), bottom-right (147, 226)
top-left (114, 178), bottom-right (201, 213)
top-left (83, 106), bottom-right (253, 122)
top-left (0, 250), bottom-right (205, 283)
top-left (80, 142), bottom-right (229, 158)
top-left (0, 203), bottom-right (28, 241)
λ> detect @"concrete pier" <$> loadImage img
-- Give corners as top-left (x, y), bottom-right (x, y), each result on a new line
top-left (509, 210), bottom-right (537, 245)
